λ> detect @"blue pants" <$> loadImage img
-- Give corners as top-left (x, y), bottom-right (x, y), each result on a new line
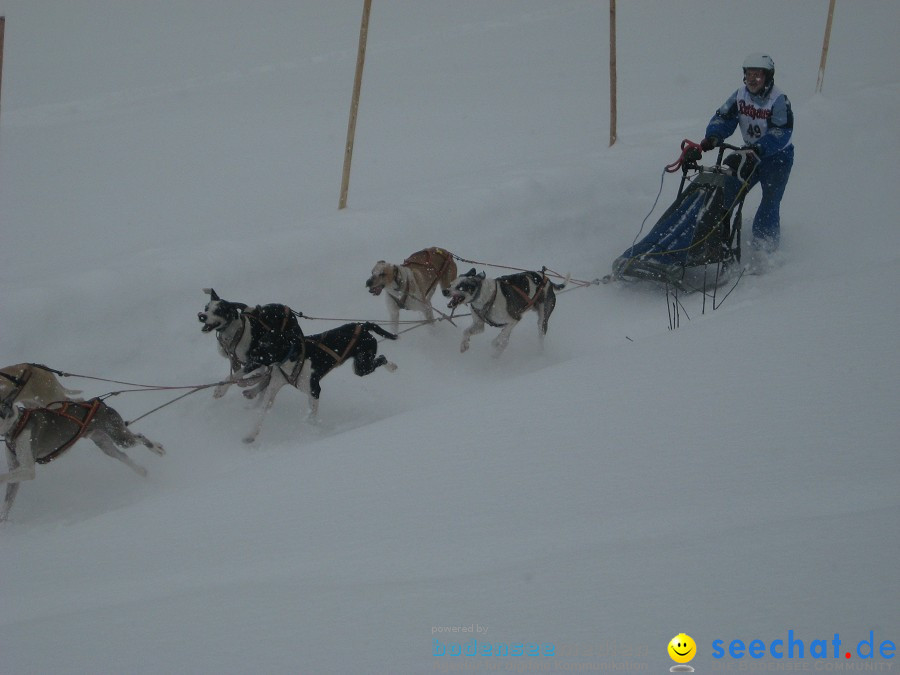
top-left (747, 146), bottom-right (794, 251)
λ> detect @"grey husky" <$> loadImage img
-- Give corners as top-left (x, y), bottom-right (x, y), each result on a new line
top-left (0, 396), bottom-right (165, 521)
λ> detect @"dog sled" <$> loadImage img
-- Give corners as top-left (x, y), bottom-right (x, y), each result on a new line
top-left (605, 141), bottom-right (757, 291)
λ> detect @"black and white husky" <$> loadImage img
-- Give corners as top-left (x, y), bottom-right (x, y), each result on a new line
top-left (446, 269), bottom-right (566, 356)
top-left (198, 289), bottom-right (398, 442)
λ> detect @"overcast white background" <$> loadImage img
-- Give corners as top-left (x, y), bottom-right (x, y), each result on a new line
top-left (1, 1), bottom-right (898, 672)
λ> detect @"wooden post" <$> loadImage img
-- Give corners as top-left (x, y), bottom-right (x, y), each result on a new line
top-left (609, 0), bottom-right (617, 146)
top-left (339, 0), bottom-right (372, 210)
top-left (816, 0), bottom-right (836, 94)
top-left (0, 16), bottom-right (5, 121)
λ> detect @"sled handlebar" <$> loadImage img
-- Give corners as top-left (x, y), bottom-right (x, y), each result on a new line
top-left (666, 140), bottom-right (753, 173)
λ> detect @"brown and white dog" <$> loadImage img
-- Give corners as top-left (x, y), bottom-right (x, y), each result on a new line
top-left (366, 247), bottom-right (458, 334)
top-left (1, 363), bottom-right (83, 408)
top-left (0, 396), bottom-right (165, 521)
top-left (446, 268), bottom-right (566, 356)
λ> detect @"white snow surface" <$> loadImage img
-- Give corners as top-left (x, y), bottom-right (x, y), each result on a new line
top-left (0, 1), bottom-right (898, 673)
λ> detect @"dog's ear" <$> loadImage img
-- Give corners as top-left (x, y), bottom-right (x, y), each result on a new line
top-left (465, 268), bottom-right (477, 277)
top-left (477, 271), bottom-right (486, 279)
top-left (203, 288), bottom-right (220, 301)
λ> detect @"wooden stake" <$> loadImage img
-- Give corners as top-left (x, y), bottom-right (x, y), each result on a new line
top-left (816, 0), bottom-right (836, 94)
top-left (339, 0), bottom-right (372, 210)
top-left (609, 0), bottom-right (617, 146)
top-left (0, 17), bottom-right (6, 121)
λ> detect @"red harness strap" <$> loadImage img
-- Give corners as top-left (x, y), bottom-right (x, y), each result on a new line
top-left (403, 247), bottom-right (452, 299)
top-left (8, 398), bottom-right (103, 465)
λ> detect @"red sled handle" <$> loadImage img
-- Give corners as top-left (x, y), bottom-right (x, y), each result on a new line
top-left (665, 139), bottom-right (703, 173)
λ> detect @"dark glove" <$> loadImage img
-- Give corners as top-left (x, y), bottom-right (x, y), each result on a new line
top-left (684, 147), bottom-right (702, 163)
top-left (700, 136), bottom-right (719, 152)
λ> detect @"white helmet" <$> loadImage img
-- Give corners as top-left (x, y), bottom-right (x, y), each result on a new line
top-left (743, 53), bottom-right (775, 91)
top-left (743, 53), bottom-right (775, 77)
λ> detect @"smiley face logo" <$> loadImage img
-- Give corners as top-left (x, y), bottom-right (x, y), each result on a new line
top-left (668, 633), bottom-right (697, 664)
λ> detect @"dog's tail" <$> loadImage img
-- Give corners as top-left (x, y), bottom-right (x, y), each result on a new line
top-left (549, 272), bottom-right (570, 291)
top-left (361, 322), bottom-right (398, 340)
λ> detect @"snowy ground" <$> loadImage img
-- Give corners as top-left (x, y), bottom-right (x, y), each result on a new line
top-left (1, 1), bottom-right (898, 673)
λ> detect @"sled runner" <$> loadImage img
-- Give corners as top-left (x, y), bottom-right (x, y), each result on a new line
top-left (606, 141), bottom-right (757, 291)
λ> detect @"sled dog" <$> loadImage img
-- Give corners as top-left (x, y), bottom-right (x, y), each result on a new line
top-left (366, 247), bottom-right (458, 334)
top-left (0, 397), bottom-right (165, 521)
top-left (199, 289), bottom-right (398, 443)
top-left (446, 268), bottom-right (566, 356)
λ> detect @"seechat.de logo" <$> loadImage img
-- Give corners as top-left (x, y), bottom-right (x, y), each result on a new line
top-left (711, 630), bottom-right (895, 661)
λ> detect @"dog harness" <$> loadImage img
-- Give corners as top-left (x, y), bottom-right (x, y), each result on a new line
top-left (309, 323), bottom-right (364, 367)
top-left (0, 367), bottom-right (32, 399)
top-left (243, 305), bottom-right (295, 334)
top-left (474, 272), bottom-right (549, 327)
top-left (472, 284), bottom-right (504, 327)
top-left (218, 305), bottom-right (302, 374)
top-left (217, 318), bottom-right (248, 374)
top-left (270, 324), bottom-right (364, 389)
top-left (6, 398), bottom-right (103, 464)
top-left (393, 247), bottom-right (454, 309)
top-left (388, 266), bottom-right (411, 310)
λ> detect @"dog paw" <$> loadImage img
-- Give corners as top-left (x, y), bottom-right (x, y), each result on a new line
top-left (242, 435), bottom-right (257, 444)
top-left (384, 361), bottom-right (398, 372)
top-left (460, 341), bottom-right (470, 353)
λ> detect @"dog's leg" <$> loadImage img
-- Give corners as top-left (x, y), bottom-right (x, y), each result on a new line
top-left (92, 405), bottom-right (166, 466)
top-left (386, 297), bottom-right (400, 336)
top-left (422, 302), bottom-right (435, 326)
top-left (214, 364), bottom-right (255, 399)
top-left (103, 426), bottom-right (165, 457)
top-left (307, 394), bottom-right (319, 419)
top-left (242, 380), bottom-right (266, 399)
top-left (241, 366), bottom-right (273, 399)
top-left (1, 482), bottom-right (20, 522)
top-left (306, 370), bottom-right (322, 419)
top-left (244, 368), bottom-right (288, 443)
top-left (0, 432), bottom-right (37, 485)
top-left (88, 431), bottom-right (149, 477)
top-left (379, 356), bottom-right (399, 372)
top-left (353, 353), bottom-right (398, 376)
top-left (132, 433), bottom-right (166, 456)
top-left (289, 360), bottom-right (320, 421)
top-left (97, 410), bottom-right (166, 457)
top-left (461, 316), bottom-right (485, 353)
top-left (1, 445), bottom-right (24, 521)
top-left (539, 290), bottom-right (556, 336)
top-left (213, 372), bottom-right (237, 399)
top-left (491, 321), bottom-right (518, 357)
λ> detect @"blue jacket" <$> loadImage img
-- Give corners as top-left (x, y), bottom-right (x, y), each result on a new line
top-left (705, 83), bottom-right (793, 158)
